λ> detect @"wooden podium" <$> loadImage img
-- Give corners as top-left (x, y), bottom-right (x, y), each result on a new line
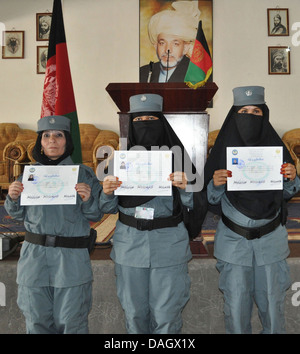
top-left (106, 82), bottom-right (218, 256)
top-left (106, 82), bottom-right (218, 113)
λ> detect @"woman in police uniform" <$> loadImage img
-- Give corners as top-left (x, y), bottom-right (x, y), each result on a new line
top-left (4, 116), bottom-right (102, 334)
top-left (100, 94), bottom-right (204, 334)
top-left (204, 86), bottom-right (300, 333)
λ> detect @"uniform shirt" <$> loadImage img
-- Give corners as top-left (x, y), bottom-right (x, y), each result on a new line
top-left (99, 189), bottom-right (193, 268)
top-left (4, 157), bottom-right (103, 288)
top-left (207, 176), bottom-right (300, 267)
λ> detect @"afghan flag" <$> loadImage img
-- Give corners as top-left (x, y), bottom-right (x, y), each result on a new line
top-left (40, 0), bottom-right (82, 163)
top-left (184, 21), bottom-right (212, 89)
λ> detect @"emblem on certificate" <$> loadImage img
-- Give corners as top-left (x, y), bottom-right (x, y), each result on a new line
top-left (114, 151), bottom-right (172, 196)
top-left (20, 165), bottom-right (79, 205)
top-left (226, 146), bottom-right (283, 191)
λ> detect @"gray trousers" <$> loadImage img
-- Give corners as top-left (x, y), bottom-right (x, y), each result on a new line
top-left (115, 262), bottom-right (191, 334)
top-left (216, 258), bottom-right (291, 334)
top-left (17, 282), bottom-right (92, 334)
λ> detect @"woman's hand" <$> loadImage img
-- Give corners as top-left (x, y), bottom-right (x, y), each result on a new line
top-left (8, 181), bottom-right (24, 201)
top-left (213, 169), bottom-right (232, 187)
top-left (169, 171), bottom-right (187, 190)
top-left (103, 176), bottom-right (122, 195)
top-left (75, 183), bottom-right (92, 202)
top-left (281, 163), bottom-right (296, 181)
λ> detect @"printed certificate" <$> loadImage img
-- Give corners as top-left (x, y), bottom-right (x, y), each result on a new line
top-left (20, 165), bottom-right (79, 205)
top-left (226, 146), bottom-right (283, 191)
top-left (114, 150), bottom-right (172, 196)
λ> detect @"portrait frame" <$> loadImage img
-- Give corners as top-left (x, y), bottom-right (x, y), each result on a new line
top-left (36, 13), bottom-right (52, 41)
top-left (267, 8), bottom-right (289, 36)
top-left (139, 0), bottom-right (213, 83)
top-left (2, 31), bottom-right (24, 59)
top-left (37, 46), bottom-right (48, 74)
top-left (268, 46), bottom-right (290, 75)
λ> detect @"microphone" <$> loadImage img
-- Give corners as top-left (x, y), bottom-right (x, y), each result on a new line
top-left (165, 50), bottom-right (170, 82)
top-left (147, 61), bottom-right (154, 83)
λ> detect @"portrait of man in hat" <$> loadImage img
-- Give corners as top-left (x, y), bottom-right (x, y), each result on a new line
top-left (139, 0), bottom-right (212, 83)
top-left (267, 9), bottom-right (289, 36)
top-left (36, 13), bottom-right (52, 41)
top-left (268, 46), bottom-right (290, 74)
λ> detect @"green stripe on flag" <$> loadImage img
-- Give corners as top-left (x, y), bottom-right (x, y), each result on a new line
top-left (184, 62), bottom-right (206, 85)
top-left (64, 111), bottom-right (82, 164)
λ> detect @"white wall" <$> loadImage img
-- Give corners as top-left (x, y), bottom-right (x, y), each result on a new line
top-left (1, 0), bottom-right (300, 137)
top-left (211, 0), bottom-right (300, 135)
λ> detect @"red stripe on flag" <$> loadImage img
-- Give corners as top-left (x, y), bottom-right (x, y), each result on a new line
top-left (41, 55), bottom-right (57, 118)
top-left (55, 42), bottom-right (76, 115)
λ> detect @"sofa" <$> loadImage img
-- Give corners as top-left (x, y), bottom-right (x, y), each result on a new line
top-left (0, 123), bottom-right (119, 191)
top-left (0, 123), bottom-right (37, 191)
top-left (207, 129), bottom-right (220, 157)
top-left (282, 129), bottom-right (300, 176)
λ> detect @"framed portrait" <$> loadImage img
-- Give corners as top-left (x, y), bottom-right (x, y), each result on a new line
top-left (267, 8), bottom-right (289, 36)
top-left (2, 31), bottom-right (24, 59)
top-left (268, 46), bottom-right (290, 75)
top-left (36, 13), bottom-right (52, 41)
top-left (37, 46), bottom-right (48, 74)
top-left (139, 0), bottom-right (213, 83)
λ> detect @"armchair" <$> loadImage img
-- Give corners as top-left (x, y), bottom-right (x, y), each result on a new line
top-left (207, 129), bottom-right (220, 158)
top-left (282, 129), bottom-right (300, 176)
top-left (0, 123), bottom-right (37, 190)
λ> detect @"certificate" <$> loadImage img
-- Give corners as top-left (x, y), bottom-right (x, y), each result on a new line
top-left (114, 150), bottom-right (172, 196)
top-left (226, 146), bottom-right (283, 191)
top-left (20, 165), bottom-right (79, 205)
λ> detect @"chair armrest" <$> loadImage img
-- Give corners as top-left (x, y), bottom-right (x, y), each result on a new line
top-left (93, 140), bottom-right (119, 167)
top-left (3, 139), bottom-right (35, 163)
top-left (92, 130), bottom-right (119, 168)
top-left (26, 141), bottom-right (36, 163)
top-left (289, 142), bottom-right (300, 176)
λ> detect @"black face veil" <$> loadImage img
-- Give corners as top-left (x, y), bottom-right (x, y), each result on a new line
top-left (119, 111), bottom-right (195, 207)
top-left (118, 111), bottom-right (207, 239)
top-left (204, 103), bottom-right (294, 219)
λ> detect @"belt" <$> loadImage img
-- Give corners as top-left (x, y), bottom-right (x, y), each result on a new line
top-left (25, 231), bottom-right (91, 249)
top-left (221, 213), bottom-right (281, 240)
top-left (118, 211), bottom-right (183, 231)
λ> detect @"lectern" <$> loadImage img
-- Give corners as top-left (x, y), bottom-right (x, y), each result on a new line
top-left (106, 82), bottom-right (218, 256)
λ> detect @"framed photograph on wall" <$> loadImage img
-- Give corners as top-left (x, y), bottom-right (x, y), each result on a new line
top-left (2, 31), bottom-right (24, 59)
top-left (267, 8), bottom-right (289, 36)
top-left (139, 0), bottom-right (213, 83)
top-left (37, 46), bottom-right (48, 74)
top-left (36, 13), bottom-right (52, 41)
top-left (268, 46), bottom-right (290, 75)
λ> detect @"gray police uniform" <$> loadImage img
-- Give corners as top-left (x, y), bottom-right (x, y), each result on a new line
top-left (208, 177), bottom-right (300, 333)
top-left (4, 116), bottom-right (102, 334)
top-left (5, 157), bottom-right (102, 333)
top-left (204, 86), bottom-right (300, 334)
top-left (100, 191), bottom-right (192, 334)
top-left (100, 93), bottom-right (193, 334)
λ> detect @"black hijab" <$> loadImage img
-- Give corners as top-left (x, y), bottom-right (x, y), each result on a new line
top-left (118, 111), bottom-right (207, 238)
top-left (204, 104), bottom-right (294, 219)
top-left (32, 130), bottom-right (74, 165)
